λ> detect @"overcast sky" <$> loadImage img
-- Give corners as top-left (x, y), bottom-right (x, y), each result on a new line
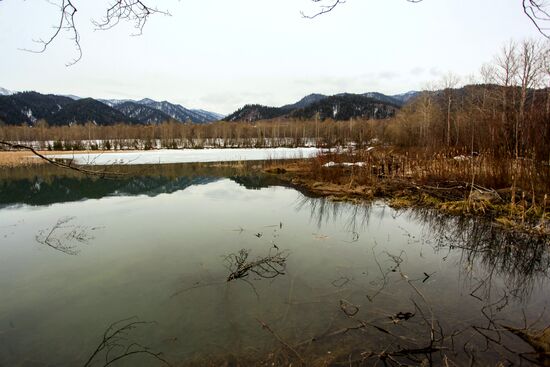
top-left (0, 0), bottom-right (543, 114)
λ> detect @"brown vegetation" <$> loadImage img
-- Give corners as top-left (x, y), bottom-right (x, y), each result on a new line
top-left (0, 118), bottom-right (374, 150)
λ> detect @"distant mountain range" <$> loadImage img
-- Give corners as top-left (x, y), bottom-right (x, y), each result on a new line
top-left (224, 91), bottom-right (419, 122)
top-left (0, 90), bottom-right (224, 126)
top-left (0, 87), bottom-right (420, 126)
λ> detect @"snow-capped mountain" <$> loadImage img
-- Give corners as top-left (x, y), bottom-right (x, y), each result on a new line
top-left (0, 91), bottom-right (226, 125)
top-left (98, 98), bottom-right (135, 107)
top-left (62, 94), bottom-right (82, 100)
top-left (191, 109), bottom-right (225, 122)
top-left (0, 87), bottom-right (14, 96)
top-left (100, 98), bottom-right (223, 123)
top-left (113, 101), bottom-right (173, 124)
top-left (137, 98), bottom-right (219, 123)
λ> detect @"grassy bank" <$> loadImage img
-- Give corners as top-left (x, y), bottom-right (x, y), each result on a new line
top-left (265, 147), bottom-right (550, 237)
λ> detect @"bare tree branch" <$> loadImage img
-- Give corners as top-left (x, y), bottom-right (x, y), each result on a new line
top-left (20, 0), bottom-right (169, 66)
top-left (523, 0), bottom-right (550, 39)
top-left (92, 0), bottom-right (170, 35)
top-left (19, 0), bottom-right (81, 66)
top-left (301, 0), bottom-right (345, 19)
top-left (304, 0), bottom-right (550, 39)
top-left (0, 141), bottom-right (126, 179)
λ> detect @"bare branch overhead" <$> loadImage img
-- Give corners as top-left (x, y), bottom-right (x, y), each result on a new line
top-left (304, 0), bottom-right (550, 39)
top-left (22, 0), bottom-right (169, 66)
top-left (523, 0), bottom-right (550, 39)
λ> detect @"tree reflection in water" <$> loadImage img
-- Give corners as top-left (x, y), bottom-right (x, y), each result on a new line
top-left (293, 196), bottom-right (550, 365)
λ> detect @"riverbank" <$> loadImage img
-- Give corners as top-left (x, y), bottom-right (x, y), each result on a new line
top-left (263, 154), bottom-right (550, 237)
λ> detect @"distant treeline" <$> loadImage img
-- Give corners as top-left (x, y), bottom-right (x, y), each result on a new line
top-left (0, 119), bottom-right (375, 150)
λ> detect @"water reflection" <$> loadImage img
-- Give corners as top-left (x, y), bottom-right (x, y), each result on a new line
top-left (0, 166), bottom-right (549, 366)
top-left (297, 196), bottom-right (550, 300)
top-left (412, 209), bottom-right (550, 300)
top-left (290, 196), bottom-right (550, 365)
top-left (0, 163), bottom-right (295, 207)
top-left (0, 165), bottom-right (222, 207)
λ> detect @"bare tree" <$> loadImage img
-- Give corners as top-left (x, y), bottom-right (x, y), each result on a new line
top-left (440, 72), bottom-right (461, 147)
top-left (517, 39), bottom-right (544, 159)
top-left (493, 41), bottom-right (520, 153)
top-left (543, 41), bottom-right (550, 119)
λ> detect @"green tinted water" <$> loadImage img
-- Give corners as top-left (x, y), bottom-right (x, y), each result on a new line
top-left (0, 164), bottom-right (548, 366)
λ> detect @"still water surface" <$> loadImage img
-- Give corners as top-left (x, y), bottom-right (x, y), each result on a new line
top-left (0, 163), bottom-right (549, 366)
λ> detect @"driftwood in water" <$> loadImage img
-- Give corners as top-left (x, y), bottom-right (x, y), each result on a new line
top-left (225, 248), bottom-right (288, 282)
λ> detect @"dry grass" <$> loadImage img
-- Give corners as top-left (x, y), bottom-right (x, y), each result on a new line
top-left (0, 151), bottom-right (43, 167)
top-left (0, 149), bottom-right (134, 167)
top-left (265, 147), bottom-right (550, 236)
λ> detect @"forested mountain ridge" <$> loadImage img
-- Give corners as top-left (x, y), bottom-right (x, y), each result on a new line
top-left (0, 91), bottom-right (223, 125)
top-left (224, 92), bottom-right (404, 122)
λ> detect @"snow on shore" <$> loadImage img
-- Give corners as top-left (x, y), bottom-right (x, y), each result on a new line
top-left (49, 147), bottom-right (323, 165)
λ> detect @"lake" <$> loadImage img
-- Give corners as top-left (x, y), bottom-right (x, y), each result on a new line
top-left (0, 162), bottom-right (549, 366)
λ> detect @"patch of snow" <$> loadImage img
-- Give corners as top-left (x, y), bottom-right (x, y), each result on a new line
top-left (0, 87), bottom-right (14, 96)
top-left (49, 147), bottom-right (323, 165)
top-left (22, 108), bottom-right (37, 123)
top-left (323, 161), bottom-right (366, 168)
top-left (453, 155), bottom-right (469, 161)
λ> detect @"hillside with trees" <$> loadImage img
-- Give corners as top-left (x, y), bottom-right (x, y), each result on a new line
top-left (0, 92), bottom-right (222, 126)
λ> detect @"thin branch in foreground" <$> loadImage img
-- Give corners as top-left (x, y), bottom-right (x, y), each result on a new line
top-left (303, 0), bottom-right (549, 38)
top-left (20, 0), bottom-right (169, 65)
top-left (301, 0), bottom-right (345, 19)
top-left (523, 0), bottom-right (550, 39)
top-left (92, 0), bottom-right (170, 36)
top-left (18, 0), bottom-right (82, 66)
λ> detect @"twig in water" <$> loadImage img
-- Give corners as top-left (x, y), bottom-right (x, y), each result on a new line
top-left (83, 317), bottom-right (171, 367)
top-left (225, 248), bottom-right (288, 282)
top-left (35, 216), bottom-right (97, 255)
top-left (256, 318), bottom-right (305, 366)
